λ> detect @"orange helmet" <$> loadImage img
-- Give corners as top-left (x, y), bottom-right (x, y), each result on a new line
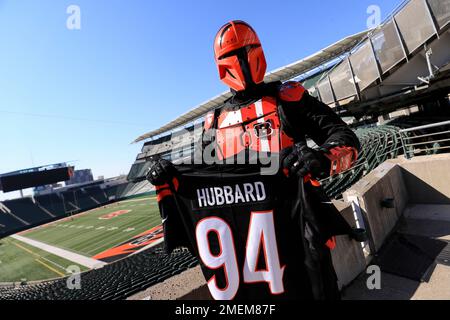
top-left (214, 20), bottom-right (267, 91)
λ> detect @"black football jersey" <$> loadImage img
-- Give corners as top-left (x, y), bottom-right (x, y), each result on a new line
top-left (154, 81), bottom-right (361, 300)
top-left (157, 166), bottom-right (322, 300)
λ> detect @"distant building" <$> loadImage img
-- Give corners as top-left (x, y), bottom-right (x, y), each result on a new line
top-left (65, 169), bottom-right (94, 186)
top-left (33, 183), bottom-right (63, 195)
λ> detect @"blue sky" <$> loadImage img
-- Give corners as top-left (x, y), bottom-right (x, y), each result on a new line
top-left (0, 0), bottom-right (400, 200)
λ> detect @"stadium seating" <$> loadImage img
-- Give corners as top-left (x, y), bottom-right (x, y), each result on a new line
top-left (59, 191), bottom-right (78, 211)
top-left (0, 180), bottom-right (156, 238)
top-left (73, 189), bottom-right (98, 211)
top-left (117, 181), bottom-right (154, 199)
top-left (321, 124), bottom-right (403, 199)
top-left (35, 193), bottom-right (67, 217)
top-left (35, 187), bottom-right (108, 218)
top-left (104, 185), bottom-right (119, 200)
top-left (127, 161), bottom-right (151, 182)
top-left (2, 198), bottom-right (54, 226)
top-left (114, 183), bottom-right (129, 200)
top-left (84, 186), bottom-right (108, 204)
top-left (0, 244), bottom-right (198, 300)
top-left (321, 114), bottom-right (450, 199)
top-left (0, 209), bottom-right (27, 237)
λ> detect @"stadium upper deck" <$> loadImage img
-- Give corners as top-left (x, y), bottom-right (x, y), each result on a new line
top-left (133, 0), bottom-right (450, 146)
top-left (126, 0), bottom-right (450, 189)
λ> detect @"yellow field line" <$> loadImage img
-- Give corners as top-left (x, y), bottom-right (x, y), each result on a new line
top-left (12, 241), bottom-right (39, 257)
top-left (34, 259), bottom-right (66, 277)
top-left (12, 241), bottom-right (67, 275)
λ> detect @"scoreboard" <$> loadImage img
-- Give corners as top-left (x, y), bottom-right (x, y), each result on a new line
top-left (0, 164), bottom-right (74, 193)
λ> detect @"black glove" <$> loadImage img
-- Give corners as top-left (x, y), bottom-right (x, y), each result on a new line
top-left (282, 141), bottom-right (331, 179)
top-left (146, 157), bottom-right (177, 186)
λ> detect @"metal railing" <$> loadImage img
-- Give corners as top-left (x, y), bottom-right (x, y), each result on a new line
top-left (315, 0), bottom-right (449, 107)
top-left (320, 125), bottom-right (404, 199)
top-left (320, 120), bottom-right (450, 199)
top-left (399, 120), bottom-right (450, 159)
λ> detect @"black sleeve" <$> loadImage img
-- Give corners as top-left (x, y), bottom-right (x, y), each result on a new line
top-left (157, 189), bottom-right (193, 254)
top-left (280, 92), bottom-right (361, 152)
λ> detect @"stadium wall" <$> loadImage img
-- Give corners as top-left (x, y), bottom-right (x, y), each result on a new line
top-left (399, 154), bottom-right (450, 204)
top-left (119, 190), bottom-right (156, 201)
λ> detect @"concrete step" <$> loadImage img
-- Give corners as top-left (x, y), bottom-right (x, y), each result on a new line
top-left (403, 204), bottom-right (450, 222)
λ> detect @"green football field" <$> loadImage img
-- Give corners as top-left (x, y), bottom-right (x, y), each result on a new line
top-left (21, 195), bottom-right (161, 257)
top-left (0, 237), bottom-right (89, 282)
top-left (0, 195), bottom-right (161, 283)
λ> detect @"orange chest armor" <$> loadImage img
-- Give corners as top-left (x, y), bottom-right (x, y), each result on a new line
top-left (204, 96), bottom-right (294, 161)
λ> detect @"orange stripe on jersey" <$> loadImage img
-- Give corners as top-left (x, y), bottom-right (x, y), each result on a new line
top-left (157, 189), bottom-right (172, 202)
top-left (303, 174), bottom-right (321, 187)
top-left (172, 177), bottom-right (179, 191)
top-left (240, 104), bottom-right (258, 123)
top-left (155, 183), bottom-right (170, 191)
top-left (261, 96), bottom-right (278, 115)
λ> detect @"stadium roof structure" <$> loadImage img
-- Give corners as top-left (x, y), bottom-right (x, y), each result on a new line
top-left (0, 163), bottom-right (69, 178)
top-left (133, 29), bottom-right (371, 143)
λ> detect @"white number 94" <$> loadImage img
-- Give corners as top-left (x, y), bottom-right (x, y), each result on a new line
top-left (195, 211), bottom-right (285, 300)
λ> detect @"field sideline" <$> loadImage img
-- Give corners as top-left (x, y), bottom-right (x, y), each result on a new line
top-left (0, 195), bottom-right (161, 282)
top-left (0, 237), bottom-right (89, 283)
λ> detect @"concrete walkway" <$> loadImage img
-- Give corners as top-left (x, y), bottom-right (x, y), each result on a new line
top-left (127, 266), bottom-right (210, 300)
top-left (11, 234), bottom-right (107, 269)
top-left (342, 203), bottom-right (450, 300)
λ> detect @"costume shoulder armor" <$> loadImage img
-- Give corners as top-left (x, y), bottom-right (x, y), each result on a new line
top-left (278, 81), bottom-right (306, 102)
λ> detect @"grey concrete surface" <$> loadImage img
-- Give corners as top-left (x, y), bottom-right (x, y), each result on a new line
top-left (344, 162), bottom-right (403, 252)
top-left (342, 155), bottom-right (450, 300)
top-left (396, 154), bottom-right (450, 204)
top-left (399, 218), bottom-right (450, 241)
top-left (342, 271), bottom-right (419, 300)
top-left (127, 265), bottom-right (208, 300)
top-left (344, 201), bottom-right (450, 300)
top-left (330, 202), bottom-right (367, 289)
top-left (403, 204), bottom-right (450, 222)
top-left (411, 264), bottom-right (450, 300)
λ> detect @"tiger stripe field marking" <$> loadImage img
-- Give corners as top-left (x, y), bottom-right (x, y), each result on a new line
top-left (92, 225), bottom-right (164, 263)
